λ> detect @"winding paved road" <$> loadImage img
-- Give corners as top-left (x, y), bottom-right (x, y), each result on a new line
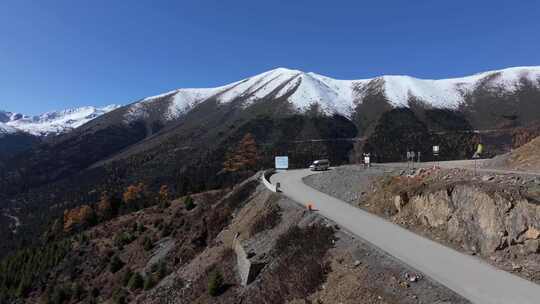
top-left (271, 168), bottom-right (540, 304)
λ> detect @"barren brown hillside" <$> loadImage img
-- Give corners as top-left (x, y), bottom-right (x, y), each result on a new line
top-left (500, 135), bottom-right (540, 171)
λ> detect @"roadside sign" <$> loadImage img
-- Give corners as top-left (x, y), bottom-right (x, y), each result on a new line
top-left (432, 145), bottom-right (440, 156)
top-left (275, 156), bottom-right (289, 169)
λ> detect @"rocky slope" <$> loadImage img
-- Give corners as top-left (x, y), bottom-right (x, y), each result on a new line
top-left (0, 173), bottom-right (468, 304)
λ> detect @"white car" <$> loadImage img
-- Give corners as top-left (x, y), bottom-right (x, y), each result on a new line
top-left (309, 159), bottom-right (330, 171)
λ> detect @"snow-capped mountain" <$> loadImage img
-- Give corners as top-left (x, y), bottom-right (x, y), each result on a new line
top-left (126, 66), bottom-right (540, 121)
top-left (1, 105), bottom-right (121, 136)
top-left (0, 122), bottom-right (17, 135)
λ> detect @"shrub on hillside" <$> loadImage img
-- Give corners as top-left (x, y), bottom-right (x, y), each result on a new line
top-left (184, 196), bottom-right (195, 210)
top-left (128, 272), bottom-right (144, 290)
top-left (113, 231), bottom-right (136, 249)
top-left (143, 275), bottom-right (155, 290)
top-left (158, 185), bottom-right (171, 209)
top-left (142, 236), bottom-right (153, 251)
top-left (250, 203), bottom-right (281, 236)
top-left (109, 255), bottom-right (124, 273)
top-left (112, 288), bottom-right (127, 304)
top-left (208, 270), bottom-right (224, 297)
top-left (122, 269), bottom-right (133, 286)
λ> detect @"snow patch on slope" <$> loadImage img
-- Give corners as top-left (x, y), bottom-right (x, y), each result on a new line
top-left (216, 68), bottom-right (301, 104)
top-left (167, 88), bottom-right (220, 119)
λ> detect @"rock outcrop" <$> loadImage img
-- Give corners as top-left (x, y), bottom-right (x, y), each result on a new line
top-left (395, 184), bottom-right (540, 256)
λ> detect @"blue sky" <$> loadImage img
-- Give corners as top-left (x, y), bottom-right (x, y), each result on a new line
top-left (1, 0), bottom-right (539, 114)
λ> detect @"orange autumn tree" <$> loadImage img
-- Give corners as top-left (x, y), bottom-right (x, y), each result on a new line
top-left (223, 133), bottom-right (261, 172)
top-left (63, 205), bottom-right (96, 232)
top-left (123, 182), bottom-right (147, 210)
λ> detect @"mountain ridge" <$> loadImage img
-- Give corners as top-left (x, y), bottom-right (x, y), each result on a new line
top-left (125, 65), bottom-right (540, 124)
top-left (0, 105), bottom-right (121, 136)
top-left (2, 65), bottom-right (539, 137)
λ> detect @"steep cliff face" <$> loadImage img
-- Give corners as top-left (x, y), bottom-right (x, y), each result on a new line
top-left (404, 185), bottom-right (539, 255)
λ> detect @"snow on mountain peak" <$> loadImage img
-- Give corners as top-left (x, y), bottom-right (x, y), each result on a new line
top-left (4, 105), bottom-right (121, 136)
top-left (125, 66), bottom-right (540, 121)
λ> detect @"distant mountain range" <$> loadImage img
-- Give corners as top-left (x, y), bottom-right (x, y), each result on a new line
top-left (0, 105), bottom-right (120, 137)
top-left (2, 65), bottom-right (539, 139)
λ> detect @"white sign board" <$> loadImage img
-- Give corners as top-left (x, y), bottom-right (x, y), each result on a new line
top-left (432, 145), bottom-right (440, 155)
top-left (275, 156), bottom-right (289, 169)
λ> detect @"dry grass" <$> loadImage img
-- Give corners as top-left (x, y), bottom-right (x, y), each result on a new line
top-left (244, 225), bottom-right (334, 304)
top-left (249, 200), bottom-right (281, 236)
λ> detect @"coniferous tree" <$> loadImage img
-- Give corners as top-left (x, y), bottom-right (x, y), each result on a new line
top-left (184, 196), bottom-right (195, 211)
top-left (128, 272), bottom-right (143, 290)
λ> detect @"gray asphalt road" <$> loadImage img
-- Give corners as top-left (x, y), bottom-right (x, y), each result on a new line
top-left (271, 168), bottom-right (540, 304)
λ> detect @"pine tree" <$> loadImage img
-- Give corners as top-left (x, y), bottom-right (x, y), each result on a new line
top-left (109, 255), bottom-right (124, 273)
top-left (184, 196), bottom-right (195, 211)
top-left (128, 272), bottom-right (144, 290)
